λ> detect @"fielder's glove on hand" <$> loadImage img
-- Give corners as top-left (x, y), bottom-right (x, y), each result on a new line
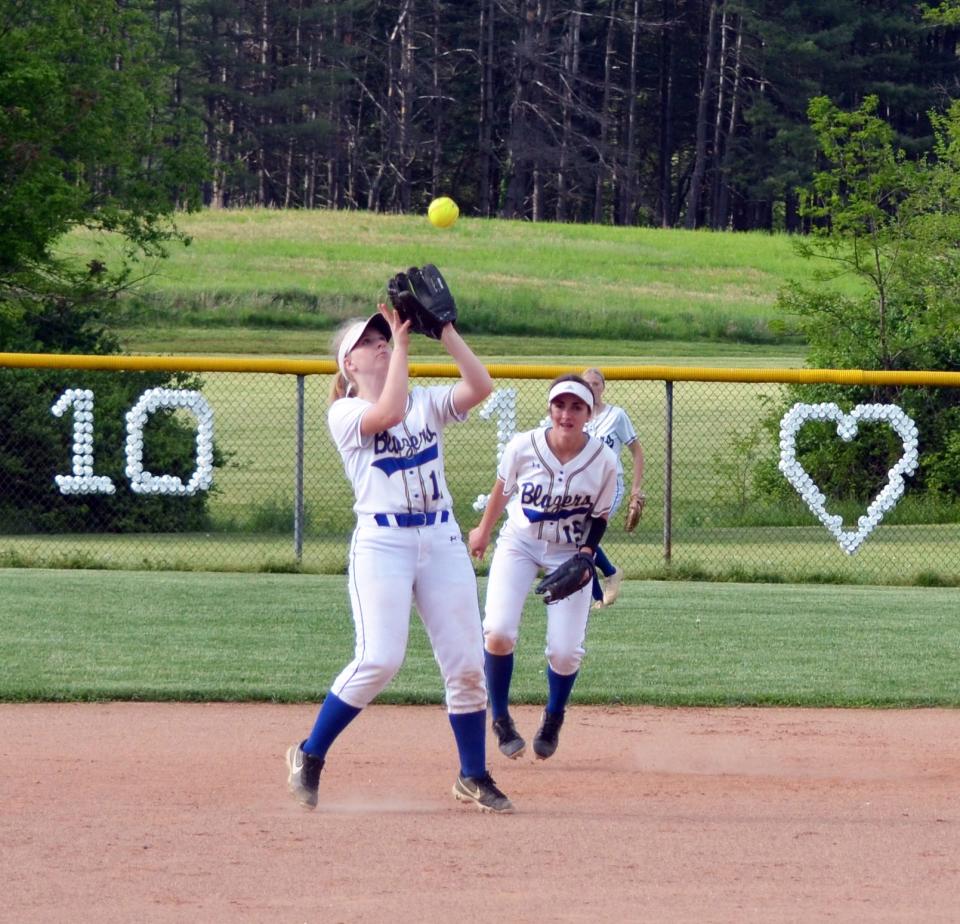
top-left (625, 491), bottom-right (645, 532)
top-left (386, 264), bottom-right (457, 340)
top-left (535, 552), bottom-right (596, 605)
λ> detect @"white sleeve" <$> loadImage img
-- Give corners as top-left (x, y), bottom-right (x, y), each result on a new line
top-left (617, 407), bottom-right (638, 446)
top-left (327, 397), bottom-right (371, 453)
top-left (420, 383), bottom-right (466, 427)
top-left (593, 447), bottom-right (620, 518)
top-left (496, 432), bottom-right (525, 495)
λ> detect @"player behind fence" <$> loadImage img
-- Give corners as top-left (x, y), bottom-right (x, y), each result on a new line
top-left (286, 267), bottom-right (513, 814)
top-left (581, 367), bottom-right (645, 609)
top-left (468, 374), bottom-right (618, 760)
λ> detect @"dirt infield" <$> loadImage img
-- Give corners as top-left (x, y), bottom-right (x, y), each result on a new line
top-left (2, 703), bottom-right (959, 923)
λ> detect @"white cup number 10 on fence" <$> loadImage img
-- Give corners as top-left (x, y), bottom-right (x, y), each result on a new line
top-left (51, 387), bottom-right (215, 497)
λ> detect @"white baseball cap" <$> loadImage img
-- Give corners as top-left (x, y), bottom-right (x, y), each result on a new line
top-left (548, 380), bottom-right (594, 410)
top-left (337, 313), bottom-right (392, 373)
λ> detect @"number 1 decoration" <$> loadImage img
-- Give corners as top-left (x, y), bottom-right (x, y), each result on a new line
top-left (50, 389), bottom-right (116, 495)
top-left (473, 388), bottom-right (518, 512)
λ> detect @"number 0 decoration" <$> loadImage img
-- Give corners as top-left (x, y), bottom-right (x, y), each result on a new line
top-left (125, 388), bottom-right (214, 495)
top-left (778, 402), bottom-right (919, 555)
top-left (51, 387), bottom-right (215, 497)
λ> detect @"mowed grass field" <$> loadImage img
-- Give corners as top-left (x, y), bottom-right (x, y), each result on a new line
top-left (3, 568), bottom-right (959, 706)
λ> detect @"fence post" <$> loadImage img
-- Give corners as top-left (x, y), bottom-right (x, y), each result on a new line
top-left (294, 375), bottom-right (305, 563)
top-left (664, 380), bottom-right (673, 564)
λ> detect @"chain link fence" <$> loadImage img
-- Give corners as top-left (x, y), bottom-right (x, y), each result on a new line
top-left (3, 353), bottom-right (960, 586)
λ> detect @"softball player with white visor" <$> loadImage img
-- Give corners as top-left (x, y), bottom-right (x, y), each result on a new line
top-left (469, 374), bottom-right (618, 761)
top-left (286, 303), bottom-right (513, 814)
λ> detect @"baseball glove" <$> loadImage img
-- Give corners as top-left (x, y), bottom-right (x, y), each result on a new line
top-left (625, 491), bottom-right (646, 532)
top-left (386, 264), bottom-right (457, 340)
top-left (535, 552), bottom-right (596, 605)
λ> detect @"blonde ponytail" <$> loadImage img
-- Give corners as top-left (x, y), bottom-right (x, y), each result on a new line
top-left (328, 371), bottom-right (352, 404)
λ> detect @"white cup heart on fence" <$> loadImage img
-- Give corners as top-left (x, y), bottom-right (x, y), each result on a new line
top-left (778, 403), bottom-right (920, 555)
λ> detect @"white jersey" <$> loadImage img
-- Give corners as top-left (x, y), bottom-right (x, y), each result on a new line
top-left (328, 384), bottom-right (465, 516)
top-left (497, 427), bottom-right (618, 548)
top-left (584, 403), bottom-right (637, 482)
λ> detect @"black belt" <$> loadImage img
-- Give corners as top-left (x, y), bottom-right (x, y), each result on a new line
top-left (373, 511), bottom-right (450, 528)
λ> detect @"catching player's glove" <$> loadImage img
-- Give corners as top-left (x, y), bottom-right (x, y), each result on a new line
top-left (386, 264), bottom-right (457, 340)
top-left (535, 552), bottom-right (596, 605)
top-left (625, 491), bottom-right (645, 532)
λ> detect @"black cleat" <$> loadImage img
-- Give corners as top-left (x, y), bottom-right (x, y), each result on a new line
top-left (286, 741), bottom-right (324, 808)
top-left (452, 772), bottom-right (514, 813)
top-left (492, 713), bottom-right (526, 759)
top-left (532, 710), bottom-right (564, 759)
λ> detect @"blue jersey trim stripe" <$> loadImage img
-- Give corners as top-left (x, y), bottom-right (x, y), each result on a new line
top-left (522, 504), bottom-right (592, 523)
top-left (371, 442), bottom-right (439, 476)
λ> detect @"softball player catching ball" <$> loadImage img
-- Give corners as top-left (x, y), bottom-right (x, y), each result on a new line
top-left (468, 375), bottom-right (618, 760)
top-left (582, 367), bottom-right (645, 609)
top-left (286, 298), bottom-right (514, 814)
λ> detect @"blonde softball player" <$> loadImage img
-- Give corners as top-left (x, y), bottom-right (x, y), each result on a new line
top-left (582, 367), bottom-right (645, 609)
top-left (286, 300), bottom-right (513, 814)
top-left (468, 374), bottom-right (618, 760)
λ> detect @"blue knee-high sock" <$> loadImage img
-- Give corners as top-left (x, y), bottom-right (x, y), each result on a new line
top-left (484, 651), bottom-right (514, 720)
top-left (594, 545), bottom-right (615, 578)
top-left (303, 692), bottom-right (362, 760)
top-left (591, 571), bottom-right (603, 601)
top-left (591, 546), bottom-right (614, 600)
top-left (546, 665), bottom-right (578, 715)
top-left (449, 709), bottom-right (487, 779)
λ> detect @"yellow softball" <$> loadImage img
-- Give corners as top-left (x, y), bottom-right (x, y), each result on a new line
top-left (427, 196), bottom-right (459, 228)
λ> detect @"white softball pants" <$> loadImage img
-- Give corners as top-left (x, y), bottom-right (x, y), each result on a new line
top-left (611, 475), bottom-right (625, 516)
top-left (330, 516), bottom-right (487, 714)
top-left (482, 528), bottom-right (592, 676)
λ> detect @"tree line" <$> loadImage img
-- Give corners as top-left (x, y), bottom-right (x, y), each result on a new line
top-left (146, 0), bottom-right (960, 230)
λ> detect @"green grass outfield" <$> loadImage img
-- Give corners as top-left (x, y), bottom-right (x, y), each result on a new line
top-left (3, 568), bottom-right (957, 706)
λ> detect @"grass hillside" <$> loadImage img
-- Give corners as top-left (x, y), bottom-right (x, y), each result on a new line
top-left (60, 209), bottom-right (855, 361)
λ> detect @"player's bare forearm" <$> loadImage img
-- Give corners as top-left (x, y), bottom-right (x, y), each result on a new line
top-left (469, 479), bottom-right (510, 559)
top-left (629, 440), bottom-right (645, 493)
top-left (360, 313), bottom-right (411, 435)
top-left (380, 338), bottom-right (411, 412)
top-left (467, 526), bottom-right (491, 559)
top-left (444, 325), bottom-right (493, 414)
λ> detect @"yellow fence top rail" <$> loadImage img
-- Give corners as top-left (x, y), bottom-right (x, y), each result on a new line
top-left (3, 351), bottom-right (960, 387)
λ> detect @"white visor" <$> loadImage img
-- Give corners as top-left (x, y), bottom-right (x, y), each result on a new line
top-left (337, 313), bottom-right (392, 373)
top-left (548, 381), bottom-right (594, 410)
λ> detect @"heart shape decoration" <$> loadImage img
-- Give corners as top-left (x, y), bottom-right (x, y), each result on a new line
top-left (778, 403), bottom-right (919, 555)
